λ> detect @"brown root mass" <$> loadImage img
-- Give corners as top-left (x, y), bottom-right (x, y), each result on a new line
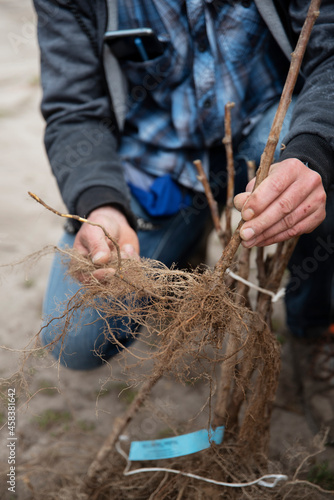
top-left (53, 248), bottom-right (281, 458)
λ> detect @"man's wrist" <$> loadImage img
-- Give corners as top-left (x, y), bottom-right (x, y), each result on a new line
top-left (87, 205), bottom-right (129, 224)
top-left (72, 186), bottom-right (137, 233)
top-left (279, 133), bottom-right (334, 192)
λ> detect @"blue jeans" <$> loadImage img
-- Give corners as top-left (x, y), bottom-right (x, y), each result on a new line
top-left (42, 99), bottom-right (333, 369)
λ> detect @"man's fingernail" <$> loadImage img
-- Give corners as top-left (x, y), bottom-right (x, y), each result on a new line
top-left (242, 208), bottom-right (255, 220)
top-left (92, 251), bottom-right (108, 264)
top-left (240, 227), bottom-right (255, 241)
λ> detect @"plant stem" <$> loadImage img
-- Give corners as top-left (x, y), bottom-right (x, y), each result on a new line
top-left (215, 0), bottom-right (321, 278)
top-left (223, 102), bottom-right (235, 243)
top-left (194, 160), bottom-right (224, 247)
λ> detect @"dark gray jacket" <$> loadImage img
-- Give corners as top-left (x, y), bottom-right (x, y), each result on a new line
top-left (33, 0), bottom-right (334, 228)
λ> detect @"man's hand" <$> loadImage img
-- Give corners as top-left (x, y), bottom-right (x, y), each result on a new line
top-left (233, 159), bottom-right (326, 248)
top-left (73, 205), bottom-right (139, 280)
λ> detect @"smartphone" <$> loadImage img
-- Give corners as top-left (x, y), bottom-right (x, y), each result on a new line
top-left (104, 27), bottom-right (165, 62)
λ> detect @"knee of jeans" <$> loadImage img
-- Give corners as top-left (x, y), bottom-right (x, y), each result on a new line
top-left (39, 314), bottom-right (139, 370)
top-left (39, 326), bottom-right (110, 370)
top-left (39, 314), bottom-right (107, 370)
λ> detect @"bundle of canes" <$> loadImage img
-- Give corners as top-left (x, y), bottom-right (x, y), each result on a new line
top-left (29, 0), bottom-right (322, 496)
top-left (211, 0), bottom-right (321, 449)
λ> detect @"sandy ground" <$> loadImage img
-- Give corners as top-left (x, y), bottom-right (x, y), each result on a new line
top-left (0, 1), bottom-right (334, 499)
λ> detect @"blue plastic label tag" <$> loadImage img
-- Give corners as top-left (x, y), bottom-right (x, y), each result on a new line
top-left (128, 426), bottom-right (224, 461)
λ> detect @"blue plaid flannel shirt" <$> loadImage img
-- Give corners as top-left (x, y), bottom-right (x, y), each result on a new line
top-left (117, 0), bottom-right (284, 216)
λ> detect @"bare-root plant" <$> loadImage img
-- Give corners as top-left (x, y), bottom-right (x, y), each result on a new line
top-left (24, 1), bottom-right (328, 498)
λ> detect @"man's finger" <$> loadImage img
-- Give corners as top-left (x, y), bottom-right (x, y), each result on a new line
top-left (240, 183), bottom-right (311, 242)
top-left (241, 204), bottom-right (325, 248)
top-left (234, 192), bottom-right (251, 212)
top-left (240, 160), bottom-right (323, 224)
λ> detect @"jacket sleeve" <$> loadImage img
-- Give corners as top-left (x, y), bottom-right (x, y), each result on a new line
top-left (279, 0), bottom-right (334, 191)
top-left (33, 0), bottom-right (136, 229)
